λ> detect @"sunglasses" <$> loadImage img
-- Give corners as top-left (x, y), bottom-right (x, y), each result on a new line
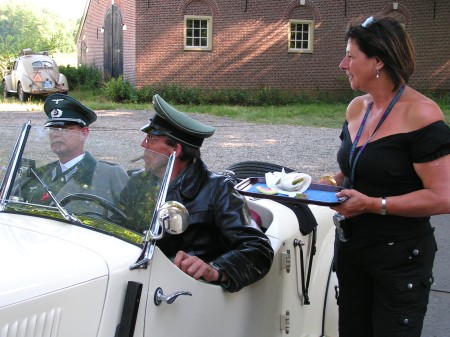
top-left (144, 135), bottom-right (162, 144)
top-left (361, 16), bottom-right (376, 29)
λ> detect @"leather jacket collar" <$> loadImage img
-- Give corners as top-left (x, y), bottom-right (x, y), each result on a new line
top-left (170, 159), bottom-right (208, 199)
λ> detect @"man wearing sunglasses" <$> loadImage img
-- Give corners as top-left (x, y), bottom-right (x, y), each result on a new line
top-left (118, 94), bottom-right (274, 292)
top-left (18, 94), bottom-right (129, 209)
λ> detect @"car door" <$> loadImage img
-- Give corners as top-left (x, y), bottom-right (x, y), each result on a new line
top-left (143, 247), bottom-right (282, 337)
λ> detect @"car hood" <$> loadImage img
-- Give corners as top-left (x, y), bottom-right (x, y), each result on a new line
top-left (0, 212), bottom-right (113, 307)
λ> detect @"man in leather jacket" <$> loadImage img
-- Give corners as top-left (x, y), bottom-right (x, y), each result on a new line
top-left (118, 94), bottom-right (274, 292)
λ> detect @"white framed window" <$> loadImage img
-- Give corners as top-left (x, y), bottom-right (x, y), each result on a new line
top-left (288, 20), bottom-right (314, 53)
top-left (184, 16), bottom-right (212, 51)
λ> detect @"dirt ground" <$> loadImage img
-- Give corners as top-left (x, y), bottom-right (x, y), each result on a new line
top-left (1, 108), bottom-right (341, 180)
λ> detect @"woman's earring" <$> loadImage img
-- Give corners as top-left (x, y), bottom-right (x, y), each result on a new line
top-left (376, 69), bottom-right (380, 78)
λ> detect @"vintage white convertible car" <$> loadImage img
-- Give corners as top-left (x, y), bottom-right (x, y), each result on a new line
top-left (0, 122), bottom-right (339, 337)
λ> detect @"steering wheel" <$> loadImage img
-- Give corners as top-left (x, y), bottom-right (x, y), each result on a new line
top-left (59, 193), bottom-right (130, 224)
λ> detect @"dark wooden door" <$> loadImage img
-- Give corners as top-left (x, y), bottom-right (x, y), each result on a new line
top-left (104, 5), bottom-right (123, 79)
top-left (80, 41), bottom-right (87, 65)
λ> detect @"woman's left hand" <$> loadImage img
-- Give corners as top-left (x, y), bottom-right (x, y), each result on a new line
top-left (331, 189), bottom-right (376, 218)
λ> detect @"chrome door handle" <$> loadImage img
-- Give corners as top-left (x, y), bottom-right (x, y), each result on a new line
top-left (154, 287), bottom-right (192, 306)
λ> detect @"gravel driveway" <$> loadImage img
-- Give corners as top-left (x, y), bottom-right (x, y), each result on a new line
top-left (1, 108), bottom-right (341, 180)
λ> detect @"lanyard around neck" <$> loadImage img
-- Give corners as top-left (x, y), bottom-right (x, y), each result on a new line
top-left (348, 84), bottom-right (405, 187)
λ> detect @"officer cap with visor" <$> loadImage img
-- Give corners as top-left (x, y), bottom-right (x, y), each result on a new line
top-left (141, 94), bottom-right (215, 148)
top-left (43, 93), bottom-right (97, 127)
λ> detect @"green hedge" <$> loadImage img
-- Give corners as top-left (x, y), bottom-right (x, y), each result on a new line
top-left (134, 84), bottom-right (357, 106)
top-left (59, 64), bottom-right (102, 91)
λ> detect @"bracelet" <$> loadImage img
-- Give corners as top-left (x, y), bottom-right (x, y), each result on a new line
top-left (321, 175), bottom-right (337, 186)
top-left (380, 197), bottom-right (387, 215)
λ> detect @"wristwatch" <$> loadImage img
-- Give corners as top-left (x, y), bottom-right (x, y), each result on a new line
top-left (209, 262), bottom-right (223, 283)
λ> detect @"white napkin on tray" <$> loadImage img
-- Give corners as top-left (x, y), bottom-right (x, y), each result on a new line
top-left (265, 169), bottom-right (312, 197)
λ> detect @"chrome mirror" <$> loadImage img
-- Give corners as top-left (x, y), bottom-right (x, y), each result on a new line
top-left (157, 201), bottom-right (189, 235)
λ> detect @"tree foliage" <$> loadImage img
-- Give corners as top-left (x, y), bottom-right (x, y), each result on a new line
top-left (0, 1), bottom-right (78, 73)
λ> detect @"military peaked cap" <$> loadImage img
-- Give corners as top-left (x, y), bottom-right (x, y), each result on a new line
top-left (44, 94), bottom-right (97, 127)
top-left (141, 94), bottom-right (215, 148)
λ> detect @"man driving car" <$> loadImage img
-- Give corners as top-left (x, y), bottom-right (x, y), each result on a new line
top-left (17, 94), bottom-right (129, 208)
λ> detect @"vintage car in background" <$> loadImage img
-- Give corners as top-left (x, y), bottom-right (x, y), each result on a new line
top-left (0, 121), bottom-right (339, 337)
top-left (2, 49), bottom-right (69, 102)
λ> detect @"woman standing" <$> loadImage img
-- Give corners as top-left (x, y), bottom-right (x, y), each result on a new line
top-left (322, 15), bottom-right (450, 337)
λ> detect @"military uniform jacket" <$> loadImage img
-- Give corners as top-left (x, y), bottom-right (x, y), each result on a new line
top-left (117, 169), bottom-right (161, 232)
top-left (119, 159), bottom-right (274, 292)
top-left (18, 152), bottom-right (129, 213)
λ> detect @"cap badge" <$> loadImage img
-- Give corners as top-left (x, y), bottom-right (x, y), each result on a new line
top-left (52, 98), bottom-right (65, 104)
top-left (51, 109), bottom-right (63, 118)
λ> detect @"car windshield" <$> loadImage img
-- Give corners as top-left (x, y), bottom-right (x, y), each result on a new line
top-left (0, 122), bottom-right (171, 244)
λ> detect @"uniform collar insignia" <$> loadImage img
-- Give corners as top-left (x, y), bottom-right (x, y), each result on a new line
top-left (64, 166), bottom-right (78, 182)
top-left (51, 166), bottom-right (58, 181)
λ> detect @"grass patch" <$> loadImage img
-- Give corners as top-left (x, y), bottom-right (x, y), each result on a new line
top-left (178, 103), bottom-right (348, 128)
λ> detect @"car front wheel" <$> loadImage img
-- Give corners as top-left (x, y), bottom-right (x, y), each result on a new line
top-left (18, 83), bottom-right (30, 102)
top-left (2, 81), bottom-right (9, 98)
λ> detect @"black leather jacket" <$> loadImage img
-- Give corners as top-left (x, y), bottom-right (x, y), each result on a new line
top-left (119, 159), bottom-right (274, 292)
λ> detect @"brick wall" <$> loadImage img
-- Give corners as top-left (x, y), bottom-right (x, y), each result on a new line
top-left (79, 0), bottom-right (450, 92)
